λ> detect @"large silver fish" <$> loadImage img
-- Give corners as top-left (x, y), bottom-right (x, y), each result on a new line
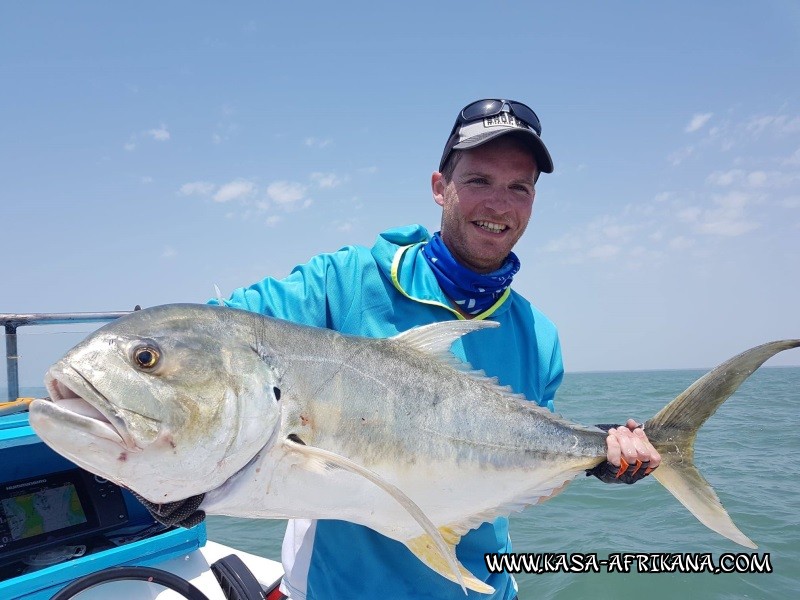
top-left (29, 304), bottom-right (799, 594)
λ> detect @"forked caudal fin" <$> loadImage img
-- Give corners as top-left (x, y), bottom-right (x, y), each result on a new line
top-left (645, 339), bottom-right (800, 548)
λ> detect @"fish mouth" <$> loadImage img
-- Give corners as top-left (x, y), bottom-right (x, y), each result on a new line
top-left (43, 365), bottom-right (140, 452)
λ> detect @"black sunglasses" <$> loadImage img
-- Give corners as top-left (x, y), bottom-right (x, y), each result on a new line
top-left (454, 99), bottom-right (542, 136)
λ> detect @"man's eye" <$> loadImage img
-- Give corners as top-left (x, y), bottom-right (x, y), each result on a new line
top-left (510, 184), bottom-right (533, 194)
top-left (466, 177), bottom-right (488, 184)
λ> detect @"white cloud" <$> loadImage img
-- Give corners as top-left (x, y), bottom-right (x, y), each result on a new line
top-left (162, 246), bottom-right (177, 258)
top-left (146, 125), bottom-right (170, 141)
top-left (214, 179), bottom-right (255, 203)
top-left (311, 172), bottom-right (346, 189)
top-left (783, 148), bottom-right (800, 166)
top-left (543, 233), bottom-right (584, 254)
top-left (681, 192), bottom-right (759, 237)
top-left (747, 171), bottom-right (768, 187)
top-left (677, 206), bottom-right (702, 222)
top-left (686, 113), bottom-right (713, 133)
top-left (668, 145), bottom-right (694, 166)
top-left (334, 218), bottom-right (357, 232)
top-left (267, 181), bottom-right (307, 205)
top-left (706, 170), bottom-right (745, 187)
top-left (124, 141), bottom-right (136, 151)
top-left (746, 114), bottom-right (800, 136)
top-left (141, 176), bottom-right (154, 184)
top-left (305, 137), bottom-right (332, 148)
top-left (601, 223), bottom-right (638, 241)
top-left (265, 215), bottom-right (283, 227)
top-left (179, 181), bottom-right (215, 196)
top-left (653, 192), bottom-right (674, 203)
top-left (707, 169), bottom-right (797, 189)
top-left (668, 236), bottom-right (694, 250)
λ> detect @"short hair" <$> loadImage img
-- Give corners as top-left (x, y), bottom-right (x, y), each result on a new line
top-left (440, 150), bottom-right (463, 183)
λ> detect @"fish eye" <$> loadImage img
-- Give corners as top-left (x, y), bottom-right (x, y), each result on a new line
top-left (133, 346), bottom-right (160, 370)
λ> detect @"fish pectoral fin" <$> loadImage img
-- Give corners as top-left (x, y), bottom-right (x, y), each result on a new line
top-left (283, 438), bottom-right (469, 594)
top-left (653, 458), bottom-right (756, 549)
top-left (407, 528), bottom-right (494, 595)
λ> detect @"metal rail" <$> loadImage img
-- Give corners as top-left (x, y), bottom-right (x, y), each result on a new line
top-left (1, 309), bottom-right (138, 400)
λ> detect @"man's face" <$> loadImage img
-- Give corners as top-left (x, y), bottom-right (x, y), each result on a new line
top-left (432, 136), bottom-right (538, 273)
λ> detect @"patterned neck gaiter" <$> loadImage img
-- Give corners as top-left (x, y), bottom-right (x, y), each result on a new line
top-left (422, 231), bottom-right (520, 316)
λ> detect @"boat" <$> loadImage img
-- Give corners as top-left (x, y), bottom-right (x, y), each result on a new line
top-left (1, 310), bottom-right (284, 600)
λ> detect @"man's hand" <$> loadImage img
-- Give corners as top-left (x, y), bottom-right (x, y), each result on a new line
top-left (588, 419), bottom-right (661, 484)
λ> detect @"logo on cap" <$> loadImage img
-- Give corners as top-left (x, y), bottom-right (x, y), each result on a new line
top-left (482, 113), bottom-right (527, 129)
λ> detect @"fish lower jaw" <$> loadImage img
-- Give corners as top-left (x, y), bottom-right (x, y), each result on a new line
top-left (35, 396), bottom-right (140, 450)
top-left (42, 372), bottom-right (141, 452)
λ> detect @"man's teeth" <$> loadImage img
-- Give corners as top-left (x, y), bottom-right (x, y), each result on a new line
top-left (475, 221), bottom-right (507, 233)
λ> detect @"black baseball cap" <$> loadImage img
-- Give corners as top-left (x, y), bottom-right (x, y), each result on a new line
top-left (439, 99), bottom-right (554, 175)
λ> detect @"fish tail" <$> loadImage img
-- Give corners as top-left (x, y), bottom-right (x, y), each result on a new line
top-left (644, 339), bottom-right (800, 549)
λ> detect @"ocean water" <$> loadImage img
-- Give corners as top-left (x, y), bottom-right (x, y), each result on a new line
top-left (7, 367), bottom-right (799, 599)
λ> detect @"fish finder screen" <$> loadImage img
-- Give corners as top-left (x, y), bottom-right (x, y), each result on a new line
top-left (1, 481), bottom-right (88, 542)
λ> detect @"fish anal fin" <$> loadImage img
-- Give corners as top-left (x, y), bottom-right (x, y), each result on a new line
top-left (653, 457), bottom-right (757, 549)
top-left (407, 527), bottom-right (494, 595)
top-left (534, 479), bottom-right (572, 505)
top-left (283, 439), bottom-right (468, 592)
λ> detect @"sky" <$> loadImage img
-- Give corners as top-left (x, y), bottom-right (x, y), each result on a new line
top-left (1, 1), bottom-right (799, 388)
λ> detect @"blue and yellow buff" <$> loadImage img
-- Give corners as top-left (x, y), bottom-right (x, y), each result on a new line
top-left (422, 231), bottom-right (521, 315)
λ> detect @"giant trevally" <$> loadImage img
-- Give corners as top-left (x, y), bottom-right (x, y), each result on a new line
top-left (28, 303), bottom-right (800, 594)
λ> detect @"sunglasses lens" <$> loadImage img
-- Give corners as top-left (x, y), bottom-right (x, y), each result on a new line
top-left (461, 99), bottom-right (504, 122)
top-left (508, 102), bottom-right (541, 134)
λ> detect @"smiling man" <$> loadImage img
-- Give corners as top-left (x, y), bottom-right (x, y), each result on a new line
top-left (198, 99), bottom-right (661, 600)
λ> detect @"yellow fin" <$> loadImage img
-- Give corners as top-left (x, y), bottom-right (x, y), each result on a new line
top-left (407, 527), bottom-right (494, 595)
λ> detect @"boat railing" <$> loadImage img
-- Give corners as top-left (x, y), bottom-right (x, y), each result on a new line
top-left (1, 308), bottom-right (138, 401)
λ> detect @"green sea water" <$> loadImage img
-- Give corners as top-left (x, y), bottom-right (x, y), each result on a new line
top-left (202, 366), bottom-right (800, 600)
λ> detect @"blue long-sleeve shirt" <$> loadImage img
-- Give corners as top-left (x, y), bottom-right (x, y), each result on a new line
top-left (211, 224), bottom-right (563, 600)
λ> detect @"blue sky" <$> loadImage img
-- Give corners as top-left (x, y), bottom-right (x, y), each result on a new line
top-left (2, 1), bottom-right (799, 387)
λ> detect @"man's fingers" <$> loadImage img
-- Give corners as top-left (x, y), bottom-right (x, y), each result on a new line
top-left (609, 426), bottom-right (646, 466)
top-left (634, 427), bottom-right (661, 468)
top-left (606, 433), bottom-right (622, 467)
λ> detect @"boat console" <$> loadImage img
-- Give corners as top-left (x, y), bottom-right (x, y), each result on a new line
top-left (0, 467), bottom-right (130, 565)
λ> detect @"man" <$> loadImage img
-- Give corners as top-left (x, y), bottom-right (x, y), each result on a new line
top-left (213, 99), bottom-right (660, 599)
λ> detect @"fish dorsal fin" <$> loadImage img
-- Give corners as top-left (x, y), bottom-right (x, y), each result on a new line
top-left (282, 438), bottom-right (468, 594)
top-left (392, 321), bottom-right (527, 399)
top-left (392, 320), bottom-right (499, 358)
top-left (391, 320), bottom-right (499, 370)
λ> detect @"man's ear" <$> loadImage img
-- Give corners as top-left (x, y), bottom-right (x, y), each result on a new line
top-left (431, 171), bottom-right (446, 207)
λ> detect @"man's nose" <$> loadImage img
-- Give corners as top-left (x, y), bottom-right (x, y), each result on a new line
top-left (483, 188), bottom-right (513, 212)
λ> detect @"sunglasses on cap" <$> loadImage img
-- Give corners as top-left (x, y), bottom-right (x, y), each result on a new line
top-left (452, 99), bottom-right (542, 136)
